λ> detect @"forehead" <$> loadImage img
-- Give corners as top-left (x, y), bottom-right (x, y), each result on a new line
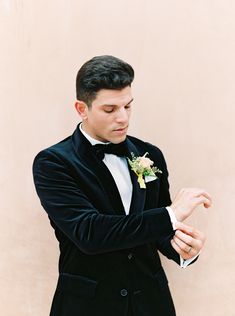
top-left (92, 86), bottom-right (133, 107)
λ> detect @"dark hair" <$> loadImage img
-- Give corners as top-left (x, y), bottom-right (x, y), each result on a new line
top-left (76, 55), bottom-right (134, 106)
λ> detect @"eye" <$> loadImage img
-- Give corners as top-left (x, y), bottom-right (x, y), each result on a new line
top-left (104, 108), bottom-right (114, 113)
top-left (103, 106), bottom-right (114, 113)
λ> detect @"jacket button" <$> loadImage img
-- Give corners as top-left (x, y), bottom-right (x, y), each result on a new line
top-left (120, 288), bottom-right (128, 297)
top-left (127, 253), bottom-right (133, 260)
top-left (133, 290), bottom-right (141, 295)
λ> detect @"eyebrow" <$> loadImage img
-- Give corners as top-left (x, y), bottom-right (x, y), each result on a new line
top-left (101, 98), bottom-right (134, 107)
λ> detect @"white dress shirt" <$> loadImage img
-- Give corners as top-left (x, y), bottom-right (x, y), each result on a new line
top-left (80, 124), bottom-right (198, 268)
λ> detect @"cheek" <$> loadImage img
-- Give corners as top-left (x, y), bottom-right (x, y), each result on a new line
top-left (93, 116), bottom-right (112, 131)
top-left (99, 114), bottom-right (114, 125)
top-left (89, 110), bottom-right (115, 131)
top-left (89, 113), bottom-right (105, 125)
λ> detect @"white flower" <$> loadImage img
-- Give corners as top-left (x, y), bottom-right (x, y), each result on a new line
top-left (138, 156), bottom-right (153, 169)
top-left (128, 152), bottom-right (162, 189)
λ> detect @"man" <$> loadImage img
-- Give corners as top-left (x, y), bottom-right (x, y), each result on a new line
top-left (33, 55), bottom-right (212, 316)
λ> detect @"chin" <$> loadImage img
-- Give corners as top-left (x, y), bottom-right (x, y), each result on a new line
top-left (111, 135), bottom-right (127, 144)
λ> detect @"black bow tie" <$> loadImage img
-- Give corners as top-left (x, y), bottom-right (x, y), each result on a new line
top-left (93, 141), bottom-right (129, 160)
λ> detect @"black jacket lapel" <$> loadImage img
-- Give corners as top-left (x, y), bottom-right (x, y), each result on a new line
top-left (125, 138), bottom-right (146, 214)
top-left (72, 125), bottom-right (126, 215)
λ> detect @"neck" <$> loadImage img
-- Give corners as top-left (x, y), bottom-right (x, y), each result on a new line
top-left (80, 123), bottom-right (109, 145)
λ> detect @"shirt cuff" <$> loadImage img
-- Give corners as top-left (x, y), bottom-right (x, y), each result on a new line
top-left (166, 206), bottom-right (177, 230)
top-left (166, 206), bottom-right (201, 269)
top-left (180, 252), bottom-right (201, 268)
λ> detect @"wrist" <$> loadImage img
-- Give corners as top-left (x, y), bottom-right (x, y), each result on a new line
top-left (170, 205), bottom-right (185, 222)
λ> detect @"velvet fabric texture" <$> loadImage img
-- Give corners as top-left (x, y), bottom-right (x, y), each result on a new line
top-left (33, 124), bottom-right (180, 316)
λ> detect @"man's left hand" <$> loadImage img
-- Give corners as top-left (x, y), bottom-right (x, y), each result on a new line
top-left (171, 222), bottom-right (206, 260)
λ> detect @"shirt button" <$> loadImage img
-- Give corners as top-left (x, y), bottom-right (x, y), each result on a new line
top-left (127, 253), bottom-right (133, 260)
top-left (120, 288), bottom-right (128, 297)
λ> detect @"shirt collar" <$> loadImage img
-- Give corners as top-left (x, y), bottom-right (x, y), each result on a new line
top-left (79, 123), bottom-right (110, 146)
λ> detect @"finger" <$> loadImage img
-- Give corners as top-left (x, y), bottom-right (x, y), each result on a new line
top-left (171, 239), bottom-right (188, 257)
top-left (174, 222), bottom-right (203, 239)
top-left (197, 195), bottom-right (212, 208)
top-left (173, 236), bottom-right (202, 258)
top-left (195, 189), bottom-right (212, 202)
top-left (170, 239), bottom-right (197, 260)
top-left (194, 196), bottom-right (212, 208)
top-left (204, 202), bottom-right (211, 209)
top-left (174, 227), bottom-right (205, 252)
top-left (174, 222), bottom-right (197, 236)
top-left (180, 188), bottom-right (212, 200)
top-left (181, 188), bottom-right (212, 208)
top-left (194, 189), bottom-right (212, 208)
top-left (174, 230), bottom-right (195, 247)
top-left (173, 235), bottom-right (193, 253)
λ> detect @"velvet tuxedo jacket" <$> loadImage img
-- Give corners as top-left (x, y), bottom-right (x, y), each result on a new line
top-left (33, 124), bottom-right (180, 316)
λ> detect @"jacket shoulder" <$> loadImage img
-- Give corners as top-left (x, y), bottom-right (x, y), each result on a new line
top-left (32, 134), bottom-right (74, 169)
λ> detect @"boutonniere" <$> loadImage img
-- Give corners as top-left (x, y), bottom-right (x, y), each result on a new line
top-left (127, 152), bottom-right (162, 189)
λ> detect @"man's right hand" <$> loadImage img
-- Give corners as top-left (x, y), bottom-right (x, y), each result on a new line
top-left (170, 188), bottom-right (212, 222)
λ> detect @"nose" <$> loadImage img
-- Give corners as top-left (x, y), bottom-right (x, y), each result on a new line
top-left (115, 107), bottom-right (129, 124)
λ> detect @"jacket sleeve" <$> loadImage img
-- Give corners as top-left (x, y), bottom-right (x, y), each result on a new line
top-left (148, 146), bottom-right (181, 264)
top-left (156, 158), bottom-right (197, 266)
top-left (33, 149), bottom-right (174, 255)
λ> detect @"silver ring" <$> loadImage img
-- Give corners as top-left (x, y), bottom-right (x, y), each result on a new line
top-left (188, 246), bottom-right (192, 253)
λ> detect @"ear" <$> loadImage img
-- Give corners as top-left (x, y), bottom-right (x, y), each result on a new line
top-left (74, 100), bottom-right (88, 120)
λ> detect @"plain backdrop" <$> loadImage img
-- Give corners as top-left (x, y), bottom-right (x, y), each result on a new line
top-left (1, 1), bottom-right (235, 315)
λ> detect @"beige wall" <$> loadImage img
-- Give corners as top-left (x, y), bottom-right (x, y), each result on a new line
top-left (1, 1), bottom-right (235, 315)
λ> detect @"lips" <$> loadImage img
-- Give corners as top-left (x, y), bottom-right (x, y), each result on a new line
top-left (113, 126), bottom-right (128, 132)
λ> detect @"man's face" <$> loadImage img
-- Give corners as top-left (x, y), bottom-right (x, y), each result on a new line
top-left (81, 86), bottom-right (133, 144)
